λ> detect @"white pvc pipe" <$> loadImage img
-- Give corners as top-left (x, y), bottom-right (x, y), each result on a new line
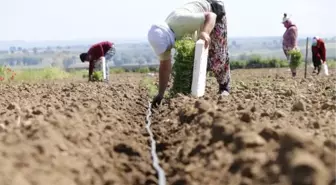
top-left (101, 57), bottom-right (106, 80)
top-left (191, 39), bottom-right (209, 97)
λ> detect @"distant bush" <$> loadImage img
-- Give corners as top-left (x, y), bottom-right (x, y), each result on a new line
top-left (230, 56), bottom-right (288, 69)
top-left (110, 67), bottom-right (126, 74)
top-left (122, 66), bottom-right (158, 73)
top-left (14, 67), bottom-right (70, 81)
top-left (268, 58), bottom-right (289, 68)
top-left (135, 67), bottom-right (150, 73)
top-left (230, 60), bottom-right (247, 69)
top-left (0, 56), bottom-right (42, 66)
top-left (68, 69), bottom-right (88, 78)
top-left (148, 66), bottom-right (159, 72)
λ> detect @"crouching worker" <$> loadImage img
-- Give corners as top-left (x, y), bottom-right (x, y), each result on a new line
top-left (80, 41), bottom-right (116, 82)
top-left (311, 36), bottom-right (327, 75)
top-left (147, 0), bottom-right (231, 108)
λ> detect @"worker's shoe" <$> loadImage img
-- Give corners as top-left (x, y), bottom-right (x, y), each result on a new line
top-left (317, 66), bottom-right (322, 75)
top-left (221, 90), bottom-right (230, 96)
top-left (219, 84), bottom-right (230, 96)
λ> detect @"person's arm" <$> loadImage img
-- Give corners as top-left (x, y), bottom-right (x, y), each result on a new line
top-left (88, 60), bottom-right (94, 80)
top-left (283, 48), bottom-right (288, 58)
top-left (320, 41), bottom-right (326, 62)
top-left (158, 58), bottom-right (172, 96)
top-left (201, 12), bottom-right (217, 34)
top-left (97, 44), bottom-right (104, 58)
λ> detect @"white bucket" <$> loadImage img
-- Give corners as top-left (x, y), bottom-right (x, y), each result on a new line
top-left (323, 63), bottom-right (329, 76)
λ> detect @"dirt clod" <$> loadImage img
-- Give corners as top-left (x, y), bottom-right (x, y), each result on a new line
top-left (289, 150), bottom-right (330, 185)
top-left (240, 111), bottom-right (252, 123)
top-left (292, 99), bottom-right (306, 111)
top-left (194, 100), bottom-right (211, 113)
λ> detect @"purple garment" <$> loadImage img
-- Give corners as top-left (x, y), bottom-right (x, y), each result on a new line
top-left (282, 24), bottom-right (298, 57)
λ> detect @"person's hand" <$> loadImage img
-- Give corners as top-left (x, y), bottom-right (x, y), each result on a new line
top-left (199, 31), bottom-right (211, 48)
top-left (151, 94), bottom-right (163, 109)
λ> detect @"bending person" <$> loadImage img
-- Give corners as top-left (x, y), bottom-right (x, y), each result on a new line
top-left (147, 0), bottom-right (231, 108)
top-left (80, 41), bottom-right (116, 82)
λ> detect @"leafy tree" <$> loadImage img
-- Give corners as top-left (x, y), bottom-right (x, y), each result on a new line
top-left (9, 46), bottom-right (16, 54)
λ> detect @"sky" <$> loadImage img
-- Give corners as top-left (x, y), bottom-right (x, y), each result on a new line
top-left (0, 0), bottom-right (335, 41)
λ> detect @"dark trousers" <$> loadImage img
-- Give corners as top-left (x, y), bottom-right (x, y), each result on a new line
top-left (313, 57), bottom-right (322, 74)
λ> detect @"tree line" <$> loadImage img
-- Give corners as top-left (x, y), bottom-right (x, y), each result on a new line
top-left (1, 37), bottom-right (335, 69)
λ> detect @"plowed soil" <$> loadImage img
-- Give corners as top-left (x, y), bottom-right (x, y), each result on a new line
top-left (0, 74), bottom-right (156, 185)
top-left (152, 68), bottom-right (336, 185)
top-left (0, 69), bottom-right (335, 185)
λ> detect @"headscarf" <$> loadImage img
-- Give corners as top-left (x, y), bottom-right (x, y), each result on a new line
top-left (147, 23), bottom-right (175, 56)
top-left (312, 36), bottom-right (319, 46)
top-left (282, 13), bottom-right (292, 24)
top-left (207, 0), bottom-right (225, 23)
top-left (80, 53), bottom-right (87, 62)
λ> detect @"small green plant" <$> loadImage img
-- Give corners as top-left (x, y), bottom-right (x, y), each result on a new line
top-left (92, 71), bottom-right (103, 81)
top-left (170, 36), bottom-right (196, 95)
top-left (140, 77), bottom-right (158, 98)
top-left (288, 49), bottom-right (302, 68)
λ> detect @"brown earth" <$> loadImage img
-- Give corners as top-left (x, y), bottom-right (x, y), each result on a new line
top-left (152, 68), bottom-right (336, 185)
top-left (0, 73), bottom-right (157, 185)
top-left (0, 69), bottom-right (335, 185)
